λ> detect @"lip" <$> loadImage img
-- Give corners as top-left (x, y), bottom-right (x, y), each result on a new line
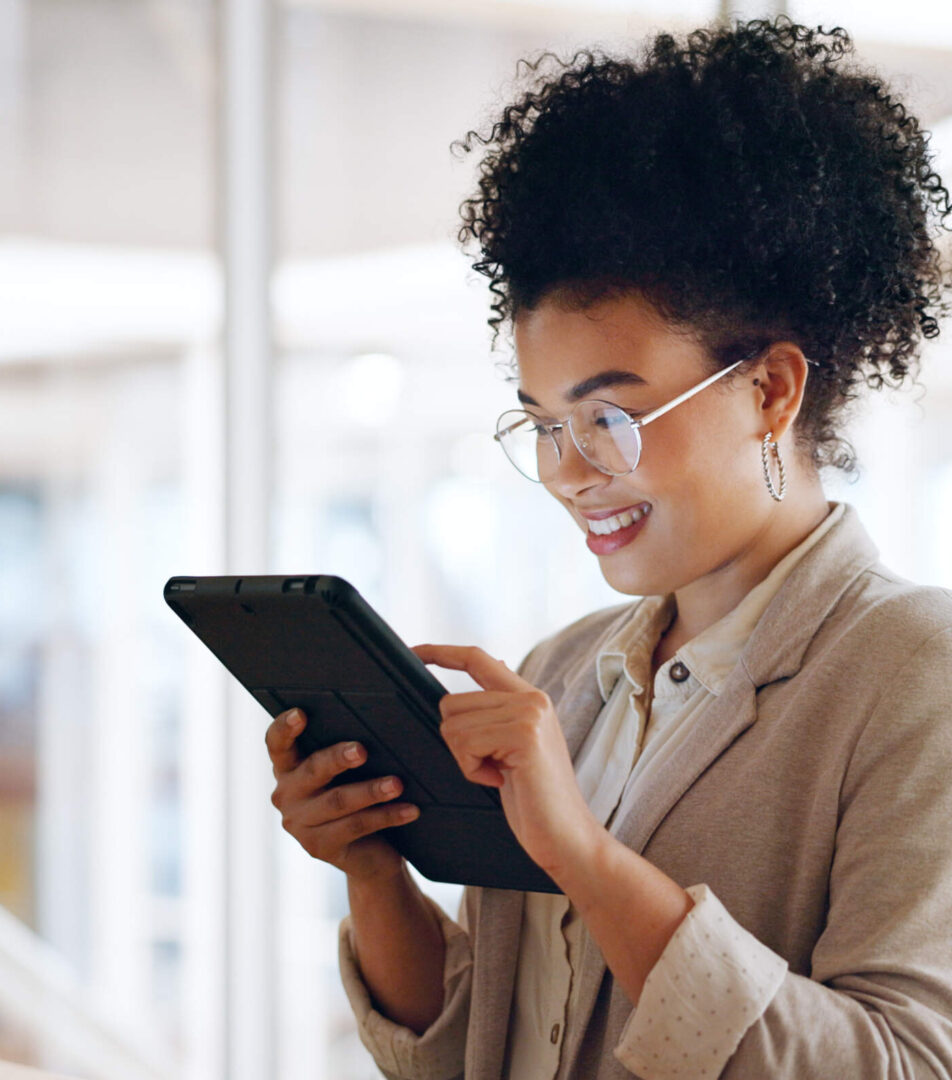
top-left (582, 503), bottom-right (651, 556)
top-left (579, 503), bottom-right (649, 521)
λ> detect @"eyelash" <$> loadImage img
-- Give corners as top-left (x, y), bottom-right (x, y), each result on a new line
top-left (528, 407), bottom-right (645, 426)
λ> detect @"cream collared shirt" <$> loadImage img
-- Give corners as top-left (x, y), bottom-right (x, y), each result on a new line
top-left (341, 506), bottom-right (844, 1080)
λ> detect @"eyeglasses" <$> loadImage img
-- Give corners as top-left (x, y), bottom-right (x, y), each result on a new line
top-left (494, 359), bottom-right (744, 483)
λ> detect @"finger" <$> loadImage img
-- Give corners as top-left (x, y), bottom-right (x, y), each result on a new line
top-left (442, 709), bottom-right (534, 763)
top-left (442, 737), bottom-right (506, 788)
top-left (438, 688), bottom-right (551, 722)
top-left (413, 644), bottom-right (527, 693)
top-left (303, 801), bottom-right (421, 850)
top-left (295, 774), bottom-right (406, 827)
top-left (265, 708), bottom-right (308, 774)
top-left (282, 739), bottom-right (367, 798)
top-left (439, 709), bottom-right (523, 786)
top-left (440, 703), bottom-right (554, 787)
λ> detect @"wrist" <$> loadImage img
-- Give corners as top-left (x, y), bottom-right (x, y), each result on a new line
top-left (347, 857), bottom-right (410, 905)
top-left (538, 804), bottom-right (613, 893)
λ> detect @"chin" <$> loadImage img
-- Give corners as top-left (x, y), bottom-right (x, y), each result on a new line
top-left (597, 557), bottom-right (670, 598)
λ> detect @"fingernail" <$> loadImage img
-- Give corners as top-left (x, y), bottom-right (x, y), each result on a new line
top-left (286, 709), bottom-right (303, 729)
top-left (343, 743), bottom-right (362, 763)
top-left (398, 805), bottom-right (419, 822)
top-left (379, 777), bottom-right (399, 796)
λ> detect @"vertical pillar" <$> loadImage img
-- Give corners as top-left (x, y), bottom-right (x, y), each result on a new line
top-left (180, 343), bottom-right (227, 1080)
top-left (218, 1), bottom-right (276, 1078)
top-left (0, 0), bottom-right (27, 224)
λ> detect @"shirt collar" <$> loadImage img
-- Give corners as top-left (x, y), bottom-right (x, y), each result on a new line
top-left (596, 594), bottom-right (675, 702)
top-left (595, 503), bottom-right (845, 701)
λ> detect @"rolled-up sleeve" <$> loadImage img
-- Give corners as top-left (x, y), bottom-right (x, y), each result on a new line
top-left (615, 883), bottom-right (787, 1079)
top-left (338, 898), bottom-right (472, 1080)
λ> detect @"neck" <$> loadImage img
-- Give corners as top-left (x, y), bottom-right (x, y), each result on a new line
top-left (654, 480), bottom-right (831, 667)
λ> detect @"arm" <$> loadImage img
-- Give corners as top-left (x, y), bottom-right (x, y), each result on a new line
top-left (417, 632), bottom-right (952, 1079)
top-left (614, 625), bottom-right (952, 1079)
top-left (348, 865), bottom-right (445, 1035)
top-left (265, 708), bottom-right (445, 1033)
top-left (412, 645), bottom-right (694, 1006)
top-left (714, 625), bottom-right (952, 1079)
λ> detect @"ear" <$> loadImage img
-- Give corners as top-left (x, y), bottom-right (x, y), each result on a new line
top-left (750, 343), bottom-right (810, 442)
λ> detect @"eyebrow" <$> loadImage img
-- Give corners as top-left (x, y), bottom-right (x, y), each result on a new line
top-left (516, 369), bottom-right (648, 408)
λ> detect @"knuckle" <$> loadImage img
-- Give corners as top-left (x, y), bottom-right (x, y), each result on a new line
top-left (270, 786), bottom-right (283, 810)
top-left (327, 785), bottom-right (348, 815)
top-left (303, 752), bottom-right (325, 782)
top-left (525, 689), bottom-right (550, 717)
top-left (345, 812), bottom-right (369, 841)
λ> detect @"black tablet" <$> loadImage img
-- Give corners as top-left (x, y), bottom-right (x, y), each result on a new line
top-left (164, 574), bottom-right (558, 894)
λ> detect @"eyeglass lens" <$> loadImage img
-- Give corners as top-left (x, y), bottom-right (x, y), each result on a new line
top-left (496, 401), bottom-right (642, 482)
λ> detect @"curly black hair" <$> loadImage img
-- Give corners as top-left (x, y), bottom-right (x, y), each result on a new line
top-left (456, 17), bottom-right (951, 471)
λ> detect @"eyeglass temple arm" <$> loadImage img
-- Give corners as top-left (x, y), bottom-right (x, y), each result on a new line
top-left (635, 358), bottom-right (745, 428)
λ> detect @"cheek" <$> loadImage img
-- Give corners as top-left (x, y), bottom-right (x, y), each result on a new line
top-left (642, 418), bottom-right (764, 506)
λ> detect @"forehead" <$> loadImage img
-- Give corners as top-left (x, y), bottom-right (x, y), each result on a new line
top-left (513, 294), bottom-right (709, 404)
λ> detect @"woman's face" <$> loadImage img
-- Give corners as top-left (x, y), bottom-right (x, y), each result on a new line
top-left (513, 293), bottom-right (777, 598)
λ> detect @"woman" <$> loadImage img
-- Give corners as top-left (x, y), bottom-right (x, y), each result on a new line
top-left (267, 17), bottom-right (952, 1079)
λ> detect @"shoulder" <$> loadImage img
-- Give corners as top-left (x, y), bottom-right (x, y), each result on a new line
top-left (764, 563), bottom-right (952, 756)
top-left (820, 562), bottom-right (952, 660)
top-left (745, 505), bottom-right (952, 686)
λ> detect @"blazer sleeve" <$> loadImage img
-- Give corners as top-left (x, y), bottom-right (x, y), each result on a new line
top-left (630, 624), bottom-right (952, 1080)
top-left (338, 894), bottom-right (471, 1080)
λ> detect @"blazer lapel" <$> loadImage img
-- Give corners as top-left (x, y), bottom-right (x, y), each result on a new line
top-left (612, 670), bottom-right (759, 854)
top-left (560, 670), bottom-right (760, 1069)
top-left (466, 888), bottom-right (525, 1080)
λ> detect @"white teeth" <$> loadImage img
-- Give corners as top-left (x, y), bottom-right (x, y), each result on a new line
top-left (587, 506), bottom-right (647, 535)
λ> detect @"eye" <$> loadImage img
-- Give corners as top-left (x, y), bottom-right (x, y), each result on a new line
top-left (524, 412), bottom-right (559, 435)
top-left (588, 403), bottom-right (638, 431)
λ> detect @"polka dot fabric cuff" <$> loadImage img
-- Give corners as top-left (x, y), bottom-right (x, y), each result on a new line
top-left (614, 884), bottom-right (788, 1080)
top-left (339, 900), bottom-right (471, 1080)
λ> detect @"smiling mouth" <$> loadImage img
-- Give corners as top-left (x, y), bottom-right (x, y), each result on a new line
top-left (582, 503), bottom-right (652, 556)
top-left (585, 504), bottom-right (650, 535)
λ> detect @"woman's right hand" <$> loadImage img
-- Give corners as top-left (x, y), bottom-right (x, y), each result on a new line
top-left (265, 707), bottom-right (420, 882)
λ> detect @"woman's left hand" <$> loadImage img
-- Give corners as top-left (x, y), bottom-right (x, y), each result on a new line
top-left (412, 644), bottom-right (601, 880)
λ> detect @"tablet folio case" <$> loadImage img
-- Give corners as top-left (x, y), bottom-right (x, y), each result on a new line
top-left (165, 574), bottom-right (559, 894)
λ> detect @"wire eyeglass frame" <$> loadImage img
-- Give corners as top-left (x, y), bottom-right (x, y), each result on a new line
top-left (494, 357), bottom-right (746, 483)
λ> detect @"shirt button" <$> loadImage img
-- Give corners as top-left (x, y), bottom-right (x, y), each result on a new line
top-left (669, 661), bottom-right (690, 683)
top-left (550, 1022), bottom-right (561, 1044)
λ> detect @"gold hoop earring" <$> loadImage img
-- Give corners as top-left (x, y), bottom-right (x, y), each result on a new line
top-left (761, 432), bottom-right (786, 502)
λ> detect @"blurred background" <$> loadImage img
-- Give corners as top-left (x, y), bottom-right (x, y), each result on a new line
top-left (0, 1), bottom-right (950, 1077)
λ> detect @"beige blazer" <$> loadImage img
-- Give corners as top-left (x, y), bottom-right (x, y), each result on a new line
top-left (457, 506), bottom-right (952, 1079)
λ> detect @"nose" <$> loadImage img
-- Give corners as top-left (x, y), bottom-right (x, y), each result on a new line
top-left (544, 433), bottom-right (610, 499)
